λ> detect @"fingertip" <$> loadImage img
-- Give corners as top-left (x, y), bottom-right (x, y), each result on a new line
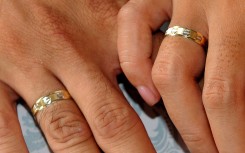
top-left (137, 86), bottom-right (160, 106)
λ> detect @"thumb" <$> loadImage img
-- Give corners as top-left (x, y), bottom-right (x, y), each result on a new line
top-left (118, 0), bottom-right (171, 105)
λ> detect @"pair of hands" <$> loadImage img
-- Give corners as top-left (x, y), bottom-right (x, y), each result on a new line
top-left (0, 0), bottom-right (244, 153)
top-left (118, 0), bottom-right (245, 152)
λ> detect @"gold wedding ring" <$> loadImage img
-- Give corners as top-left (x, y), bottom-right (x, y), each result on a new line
top-left (32, 90), bottom-right (71, 116)
top-left (165, 26), bottom-right (207, 47)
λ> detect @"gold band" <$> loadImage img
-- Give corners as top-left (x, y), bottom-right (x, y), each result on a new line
top-left (32, 90), bottom-right (71, 116)
top-left (165, 26), bottom-right (207, 47)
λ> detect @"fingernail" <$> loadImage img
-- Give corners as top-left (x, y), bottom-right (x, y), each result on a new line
top-left (137, 86), bottom-right (159, 105)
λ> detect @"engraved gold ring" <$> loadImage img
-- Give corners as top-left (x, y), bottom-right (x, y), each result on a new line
top-left (165, 26), bottom-right (207, 47)
top-left (32, 90), bottom-right (71, 116)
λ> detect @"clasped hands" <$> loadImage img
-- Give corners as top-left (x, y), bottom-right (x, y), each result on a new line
top-left (0, 0), bottom-right (244, 153)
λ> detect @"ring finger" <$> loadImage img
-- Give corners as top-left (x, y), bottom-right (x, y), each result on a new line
top-left (152, 0), bottom-right (217, 152)
top-left (2, 67), bottom-right (100, 153)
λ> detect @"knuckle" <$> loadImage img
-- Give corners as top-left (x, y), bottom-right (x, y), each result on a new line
top-left (120, 60), bottom-right (135, 69)
top-left (93, 102), bottom-right (138, 140)
top-left (152, 54), bottom-right (185, 94)
top-left (38, 104), bottom-right (92, 149)
top-left (203, 77), bottom-right (233, 110)
top-left (152, 60), bottom-right (176, 84)
top-left (85, 71), bottom-right (140, 140)
top-left (119, 61), bottom-right (141, 80)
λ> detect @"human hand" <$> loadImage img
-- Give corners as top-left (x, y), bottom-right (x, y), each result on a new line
top-left (118, 0), bottom-right (245, 152)
top-left (0, 0), bottom-right (156, 152)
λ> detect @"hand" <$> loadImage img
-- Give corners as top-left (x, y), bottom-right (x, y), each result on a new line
top-left (0, 0), bottom-right (156, 152)
top-left (118, 0), bottom-right (245, 152)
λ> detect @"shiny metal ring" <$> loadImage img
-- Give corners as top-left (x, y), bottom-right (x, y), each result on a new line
top-left (165, 26), bottom-right (207, 47)
top-left (32, 90), bottom-right (71, 116)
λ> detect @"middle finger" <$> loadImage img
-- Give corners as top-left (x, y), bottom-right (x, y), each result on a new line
top-left (52, 56), bottom-right (156, 153)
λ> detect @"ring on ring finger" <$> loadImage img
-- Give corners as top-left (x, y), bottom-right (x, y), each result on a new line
top-left (165, 26), bottom-right (207, 47)
top-left (32, 90), bottom-right (71, 116)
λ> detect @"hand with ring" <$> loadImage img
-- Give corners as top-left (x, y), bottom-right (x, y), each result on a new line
top-left (0, 0), bottom-right (158, 152)
top-left (118, 0), bottom-right (245, 152)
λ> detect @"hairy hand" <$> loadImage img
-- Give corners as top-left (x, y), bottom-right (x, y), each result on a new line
top-left (0, 0), bottom-right (156, 152)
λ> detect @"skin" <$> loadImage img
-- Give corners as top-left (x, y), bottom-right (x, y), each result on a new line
top-left (0, 0), bottom-right (158, 152)
top-left (118, 0), bottom-right (245, 152)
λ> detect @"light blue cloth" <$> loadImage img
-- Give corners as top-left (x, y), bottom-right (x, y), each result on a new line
top-left (18, 83), bottom-right (187, 153)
